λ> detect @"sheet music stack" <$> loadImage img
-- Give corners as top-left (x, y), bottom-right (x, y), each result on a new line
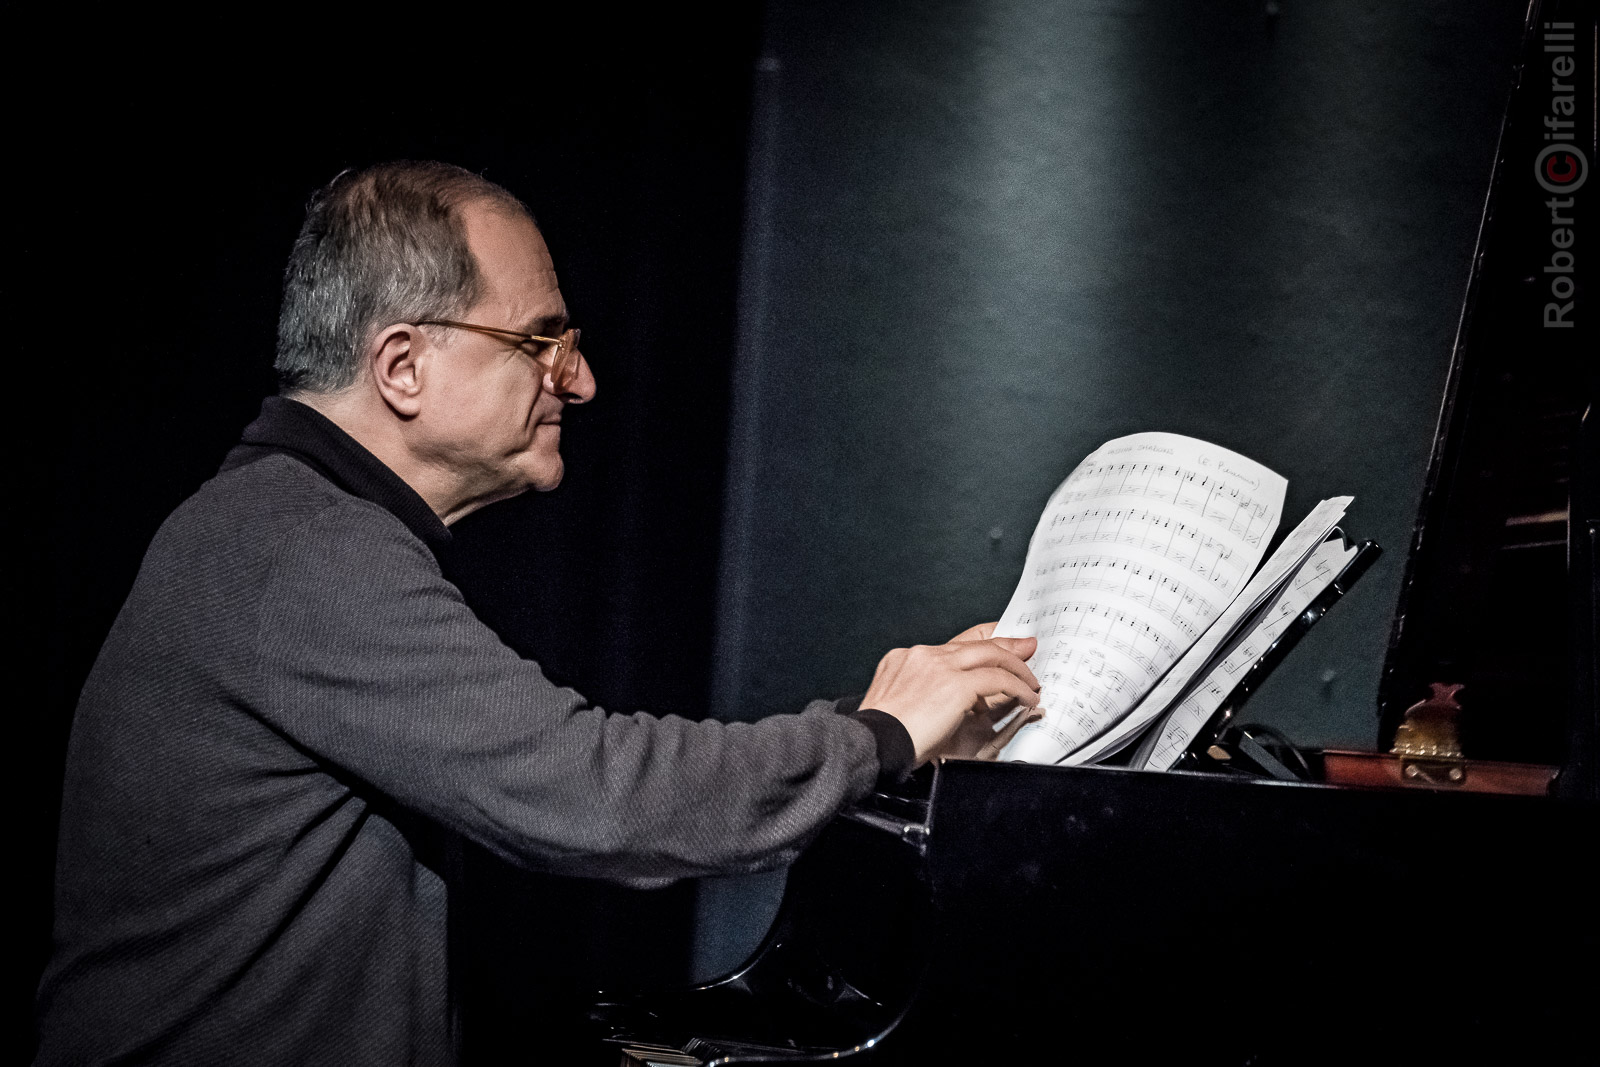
top-left (995, 431), bottom-right (1377, 769)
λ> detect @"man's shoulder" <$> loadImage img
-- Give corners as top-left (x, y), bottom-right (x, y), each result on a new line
top-left (131, 453), bottom-right (430, 602)
top-left (99, 452), bottom-right (439, 691)
top-left (170, 452), bottom-right (416, 549)
top-left (197, 450), bottom-right (366, 513)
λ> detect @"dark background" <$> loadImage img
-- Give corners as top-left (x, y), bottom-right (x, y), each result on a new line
top-left (18, 1), bottom-right (1532, 1060)
top-left (19, 11), bottom-right (768, 1058)
top-left (714, 0), bottom-right (1524, 743)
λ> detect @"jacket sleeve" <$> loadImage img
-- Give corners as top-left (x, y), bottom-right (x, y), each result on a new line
top-left (253, 500), bottom-right (881, 887)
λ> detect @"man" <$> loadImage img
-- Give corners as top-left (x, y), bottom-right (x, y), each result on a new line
top-left (36, 161), bottom-right (1040, 1065)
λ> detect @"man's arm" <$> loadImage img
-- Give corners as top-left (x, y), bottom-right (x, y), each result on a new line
top-left (252, 501), bottom-right (1038, 885)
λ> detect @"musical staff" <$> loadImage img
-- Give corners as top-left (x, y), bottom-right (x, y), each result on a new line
top-left (1026, 553), bottom-right (1221, 642)
top-left (1067, 496), bottom-right (1351, 767)
top-left (996, 433), bottom-right (1289, 766)
top-left (1041, 506), bottom-right (1243, 583)
top-left (1136, 537), bottom-right (1359, 770)
top-left (1014, 598), bottom-right (1186, 677)
top-left (1054, 460), bottom-right (1277, 546)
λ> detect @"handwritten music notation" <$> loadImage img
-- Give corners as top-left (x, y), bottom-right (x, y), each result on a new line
top-left (1055, 461), bottom-right (1277, 546)
top-left (1066, 495), bottom-right (1352, 767)
top-left (1137, 536), bottom-right (1358, 770)
top-left (1025, 554), bottom-right (1220, 643)
top-left (1014, 599), bottom-right (1185, 679)
top-left (1040, 506), bottom-right (1245, 589)
top-left (996, 433), bottom-right (1288, 765)
top-left (1138, 675), bottom-right (1234, 771)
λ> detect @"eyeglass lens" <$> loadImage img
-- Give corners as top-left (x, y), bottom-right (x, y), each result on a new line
top-left (550, 329), bottom-right (581, 389)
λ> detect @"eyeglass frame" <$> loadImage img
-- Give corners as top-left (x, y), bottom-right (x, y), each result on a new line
top-left (414, 318), bottom-right (583, 390)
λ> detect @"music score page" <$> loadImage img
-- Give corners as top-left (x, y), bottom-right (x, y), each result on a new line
top-left (1066, 494), bottom-right (1352, 765)
top-left (995, 433), bottom-right (1286, 765)
top-left (1133, 534), bottom-right (1361, 771)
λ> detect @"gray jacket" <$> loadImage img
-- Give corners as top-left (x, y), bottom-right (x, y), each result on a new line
top-left (37, 397), bottom-right (904, 1065)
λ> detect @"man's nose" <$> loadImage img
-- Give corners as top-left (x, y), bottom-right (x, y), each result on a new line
top-left (556, 353), bottom-right (596, 404)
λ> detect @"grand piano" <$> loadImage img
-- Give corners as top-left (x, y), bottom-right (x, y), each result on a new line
top-left (585, 2), bottom-right (1597, 1062)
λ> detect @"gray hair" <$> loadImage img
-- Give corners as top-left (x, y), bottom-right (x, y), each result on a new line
top-left (274, 161), bottom-right (532, 394)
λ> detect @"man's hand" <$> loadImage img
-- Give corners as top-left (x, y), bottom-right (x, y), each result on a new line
top-left (942, 621), bottom-right (1045, 758)
top-left (861, 624), bottom-right (1044, 766)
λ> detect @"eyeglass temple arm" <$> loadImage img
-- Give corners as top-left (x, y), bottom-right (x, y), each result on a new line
top-left (416, 319), bottom-right (564, 346)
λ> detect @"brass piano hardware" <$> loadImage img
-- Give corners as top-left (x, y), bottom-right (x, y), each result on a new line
top-left (1391, 683), bottom-right (1465, 759)
top-left (1391, 683), bottom-right (1468, 787)
top-left (1401, 759), bottom-right (1467, 786)
top-left (1326, 677), bottom-right (1558, 794)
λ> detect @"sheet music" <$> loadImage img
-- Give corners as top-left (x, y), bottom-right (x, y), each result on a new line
top-left (995, 433), bottom-right (1287, 764)
top-left (1134, 536), bottom-right (1361, 770)
top-left (1064, 495), bottom-right (1352, 765)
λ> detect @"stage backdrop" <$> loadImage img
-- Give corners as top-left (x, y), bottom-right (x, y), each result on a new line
top-left (694, 0), bottom-right (1525, 977)
top-left (714, 0), bottom-right (1523, 745)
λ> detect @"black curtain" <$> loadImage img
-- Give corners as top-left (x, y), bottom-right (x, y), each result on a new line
top-left (20, 13), bottom-right (763, 1061)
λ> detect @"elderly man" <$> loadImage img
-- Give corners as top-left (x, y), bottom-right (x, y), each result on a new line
top-left (35, 161), bottom-right (1040, 1065)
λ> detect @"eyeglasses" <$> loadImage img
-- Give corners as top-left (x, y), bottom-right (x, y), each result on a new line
top-left (415, 319), bottom-right (583, 391)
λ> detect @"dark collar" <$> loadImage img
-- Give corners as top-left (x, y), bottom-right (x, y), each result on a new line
top-left (222, 396), bottom-right (452, 559)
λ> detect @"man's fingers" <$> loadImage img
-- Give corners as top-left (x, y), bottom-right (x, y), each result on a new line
top-left (978, 692), bottom-right (1020, 714)
top-left (949, 620), bottom-right (998, 643)
top-left (863, 632), bottom-right (1049, 765)
top-left (1009, 705), bottom-right (1046, 736)
top-left (942, 639), bottom-right (1041, 692)
top-left (990, 635), bottom-right (1037, 659)
top-left (970, 667), bottom-right (1042, 711)
top-left (977, 705), bottom-right (1045, 760)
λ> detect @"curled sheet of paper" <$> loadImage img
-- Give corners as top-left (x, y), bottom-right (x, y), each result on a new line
top-left (1134, 535), bottom-right (1361, 771)
top-left (1065, 495), bottom-right (1351, 766)
top-left (995, 433), bottom-right (1287, 765)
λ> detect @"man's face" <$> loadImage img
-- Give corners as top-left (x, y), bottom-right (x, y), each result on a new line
top-left (418, 202), bottom-right (595, 515)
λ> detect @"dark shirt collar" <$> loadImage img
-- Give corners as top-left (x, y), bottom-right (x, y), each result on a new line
top-left (222, 396), bottom-right (452, 558)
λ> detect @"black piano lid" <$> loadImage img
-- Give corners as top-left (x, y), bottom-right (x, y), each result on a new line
top-left (1378, 0), bottom-right (1597, 791)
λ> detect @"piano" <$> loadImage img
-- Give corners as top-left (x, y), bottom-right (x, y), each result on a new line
top-left (585, 0), bottom-right (1597, 1062)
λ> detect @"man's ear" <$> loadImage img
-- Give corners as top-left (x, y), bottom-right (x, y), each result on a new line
top-left (369, 324), bottom-right (425, 417)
